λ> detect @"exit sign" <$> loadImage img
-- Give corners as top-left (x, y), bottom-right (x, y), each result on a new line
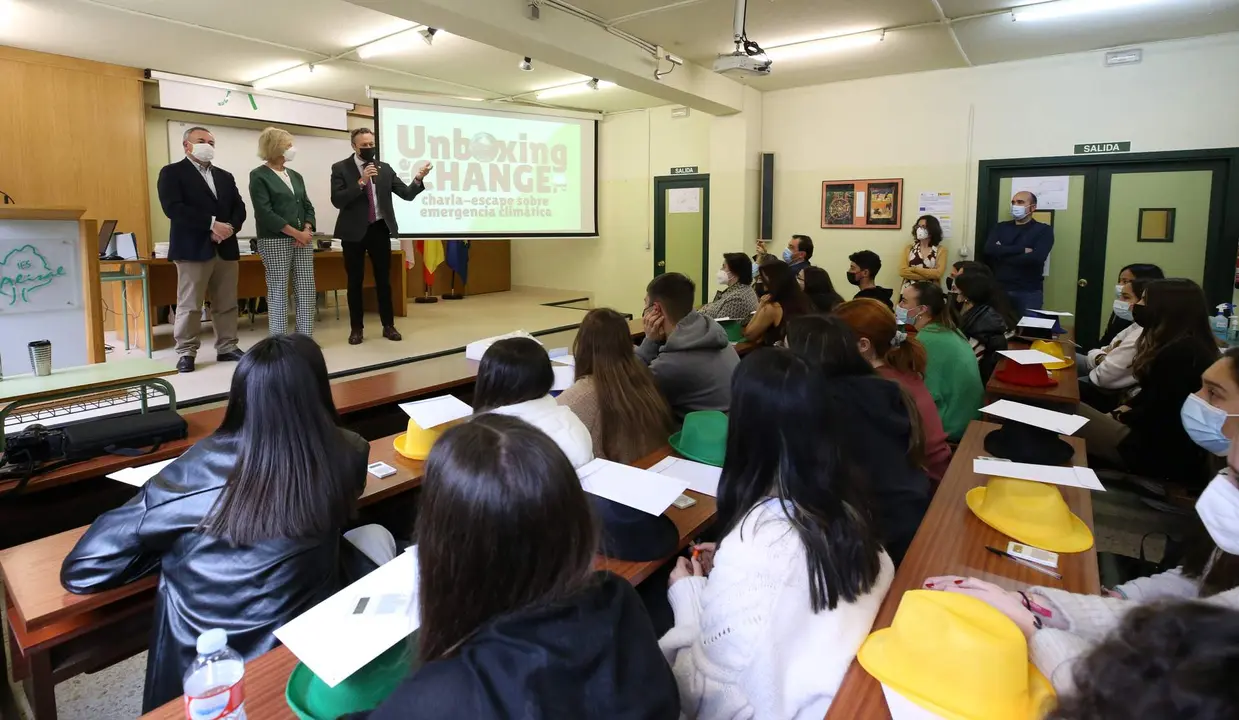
top-left (670, 166), bottom-right (699, 175)
top-left (1074, 142), bottom-right (1131, 155)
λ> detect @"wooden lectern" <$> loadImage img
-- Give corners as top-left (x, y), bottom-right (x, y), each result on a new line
top-left (0, 207), bottom-right (104, 371)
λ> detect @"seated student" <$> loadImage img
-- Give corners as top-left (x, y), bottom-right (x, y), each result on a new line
top-left (61, 335), bottom-right (396, 711)
top-left (356, 415), bottom-right (680, 720)
top-left (699, 252), bottom-right (760, 322)
top-left (559, 308), bottom-right (674, 464)
top-left (1075, 278), bottom-right (1219, 484)
top-left (900, 281), bottom-right (983, 440)
top-left (800, 266), bottom-right (845, 314)
top-left (847, 250), bottom-right (894, 309)
top-left (835, 298), bottom-right (953, 488)
top-left (744, 259), bottom-right (813, 346)
top-left (1047, 601), bottom-right (1239, 719)
top-left (1097, 263), bottom-right (1165, 348)
top-left (1080, 278), bottom-right (1148, 408)
top-left (953, 271), bottom-right (1011, 382)
top-left (660, 348), bottom-right (894, 719)
top-left (474, 337), bottom-right (593, 469)
top-left (785, 234), bottom-right (814, 275)
top-left (924, 350), bottom-right (1239, 695)
top-left (786, 315), bottom-right (930, 563)
top-left (638, 273), bottom-right (740, 420)
top-left (948, 259), bottom-right (992, 290)
top-left (898, 215), bottom-right (949, 293)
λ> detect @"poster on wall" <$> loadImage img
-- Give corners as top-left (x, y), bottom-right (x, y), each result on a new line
top-left (1011, 176), bottom-right (1069, 211)
top-left (820, 178), bottom-right (903, 229)
top-left (918, 191), bottom-right (955, 238)
top-left (823, 185), bottom-right (855, 226)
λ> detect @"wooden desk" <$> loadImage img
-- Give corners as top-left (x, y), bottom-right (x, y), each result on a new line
top-left (141, 448), bottom-right (716, 720)
top-left (825, 420), bottom-right (1099, 719)
top-left (985, 339), bottom-right (1080, 408)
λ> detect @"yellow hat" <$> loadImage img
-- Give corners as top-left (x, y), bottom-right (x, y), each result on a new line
top-left (966, 477), bottom-right (1093, 553)
top-left (1030, 340), bottom-right (1073, 371)
top-left (392, 418), bottom-right (445, 460)
top-left (858, 590), bottom-right (1056, 720)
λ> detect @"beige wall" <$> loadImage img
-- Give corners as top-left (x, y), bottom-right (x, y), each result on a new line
top-left (761, 32), bottom-right (1239, 298)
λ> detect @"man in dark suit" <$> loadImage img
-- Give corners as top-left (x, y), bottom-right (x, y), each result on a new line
top-left (157, 126), bottom-right (247, 374)
top-left (331, 127), bottom-right (433, 345)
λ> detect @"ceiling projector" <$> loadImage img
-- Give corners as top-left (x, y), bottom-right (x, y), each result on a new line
top-left (715, 0), bottom-right (772, 77)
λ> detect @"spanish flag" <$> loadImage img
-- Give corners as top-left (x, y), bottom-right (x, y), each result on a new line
top-left (416, 239), bottom-right (445, 287)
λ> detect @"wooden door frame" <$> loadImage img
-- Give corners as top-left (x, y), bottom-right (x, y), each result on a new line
top-left (975, 148), bottom-right (1239, 345)
top-left (653, 174), bottom-right (711, 305)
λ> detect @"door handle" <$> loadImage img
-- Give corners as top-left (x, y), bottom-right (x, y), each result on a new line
top-left (1078, 279), bottom-right (1088, 288)
top-left (657, 261), bottom-right (666, 268)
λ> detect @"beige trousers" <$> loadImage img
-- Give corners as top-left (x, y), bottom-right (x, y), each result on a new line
top-left (1076, 402), bottom-right (1131, 467)
top-left (173, 256), bottom-right (239, 357)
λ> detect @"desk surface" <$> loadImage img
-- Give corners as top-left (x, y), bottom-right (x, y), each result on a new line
top-left (0, 359), bottom-right (174, 404)
top-left (825, 420), bottom-right (1099, 718)
top-left (985, 339), bottom-right (1081, 407)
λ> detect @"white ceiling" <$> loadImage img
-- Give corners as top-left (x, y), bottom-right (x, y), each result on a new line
top-left (1, 0), bottom-right (1237, 110)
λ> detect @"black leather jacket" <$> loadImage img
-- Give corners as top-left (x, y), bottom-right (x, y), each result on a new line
top-left (958, 303), bottom-right (1010, 382)
top-left (61, 429), bottom-right (370, 711)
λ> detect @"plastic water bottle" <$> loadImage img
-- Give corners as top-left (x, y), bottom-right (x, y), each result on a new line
top-left (1213, 304), bottom-right (1231, 344)
top-left (183, 629), bottom-right (246, 720)
top-left (1228, 313), bottom-right (1239, 347)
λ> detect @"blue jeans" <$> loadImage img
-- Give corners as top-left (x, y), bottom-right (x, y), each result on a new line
top-left (1008, 290), bottom-right (1044, 318)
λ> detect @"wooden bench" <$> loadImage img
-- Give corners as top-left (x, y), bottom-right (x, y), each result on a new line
top-left (140, 446), bottom-right (714, 720)
top-left (824, 420), bottom-right (1099, 718)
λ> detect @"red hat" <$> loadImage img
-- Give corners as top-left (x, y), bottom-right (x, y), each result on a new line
top-left (994, 361), bottom-right (1058, 388)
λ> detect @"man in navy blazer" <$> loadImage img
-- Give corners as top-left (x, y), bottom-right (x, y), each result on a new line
top-left (330, 127), bottom-right (431, 346)
top-left (157, 127), bottom-right (247, 373)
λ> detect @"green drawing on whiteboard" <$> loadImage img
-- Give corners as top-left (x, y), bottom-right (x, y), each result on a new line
top-left (0, 245), bottom-right (67, 306)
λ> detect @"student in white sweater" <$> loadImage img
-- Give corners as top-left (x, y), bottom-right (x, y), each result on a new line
top-left (926, 349), bottom-right (1239, 695)
top-left (659, 348), bottom-right (895, 720)
top-left (1082, 279), bottom-right (1147, 390)
top-left (472, 337), bottom-right (594, 469)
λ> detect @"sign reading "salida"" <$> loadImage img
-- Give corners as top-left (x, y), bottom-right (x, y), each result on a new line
top-left (1074, 142), bottom-right (1131, 155)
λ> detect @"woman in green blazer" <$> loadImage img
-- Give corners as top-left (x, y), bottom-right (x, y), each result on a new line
top-left (250, 127), bottom-right (317, 336)
top-left (900, 280), bottom-right (984, 440)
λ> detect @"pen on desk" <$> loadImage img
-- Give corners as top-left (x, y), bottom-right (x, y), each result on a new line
top-left (985, 546), bottom-right (1062, 580)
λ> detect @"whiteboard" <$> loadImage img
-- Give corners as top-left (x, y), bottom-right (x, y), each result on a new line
top-left (165, 121), bottom-right (352, 239)
top-left (0, 220), bottom-right (88, 371)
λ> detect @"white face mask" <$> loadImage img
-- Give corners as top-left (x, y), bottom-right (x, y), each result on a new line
top-left (190, 143), bottom-right (214, 163)
top-left (1011, 205), bottom-right (1029, 220)
top-left (1197, 473), bottom-right (1239, 554)
top-left (1112, 299), bottom-right (1133, 322)
top-left (282, 145), bottom-right (297, 162)
top-left (915, 227), bottom-right (929, 241)
top-left (1114, 284), bottom-right (1125, 299)
top-left (716, 270), bottom-right (731, 286)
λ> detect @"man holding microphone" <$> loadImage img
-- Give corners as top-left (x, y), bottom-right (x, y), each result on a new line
top-left (331, 128), bottom-right (432, 345)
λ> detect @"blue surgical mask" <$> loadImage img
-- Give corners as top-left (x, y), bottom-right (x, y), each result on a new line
top-left (1181, 393), bottom-right (1235, 456)
top-left (1112, 299), bottom-right (1133, 322)
top-left (895, 306), bottom-right (910, 325)
top-left (1114, 284), bottom-right (1125, 299)
top-left (1011, 205), bottom-right (1028, 220)
top-left (782, 248), bottom-right (794, 263)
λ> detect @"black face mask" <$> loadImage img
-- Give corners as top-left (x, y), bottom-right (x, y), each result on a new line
top-left (359, 146), bottom-right (377, 162)
top-left (846, 271), bottom-right (861, 287)
top-left (945, 276), bottom-right (955, 291)
top-left (1131, 304), bottom-right (1152, 327)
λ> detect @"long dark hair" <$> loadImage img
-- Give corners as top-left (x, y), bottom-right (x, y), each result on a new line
top-left (954, 272), bottom-right (1017, 330)
top-left (472, 338), bottom-right (553, 412)
top-left (723, 252), bottom-right (753, 285)
top-left (759, 259), bottom-right (813, 317)
top-left (1132, 279), bottom-right (1218, 380)
top-left (801, 266), bottom-right (844, 313)
top-left (911, 281), bottom-right (961, 333)
top-left (573, 309), bottom-right (673, 463)
top-left (416, 414), bottom-right (598, 662)
top-left (1120, 263), bottom-right (1165, 281)
top-left (716, 348), bottom-right (884, 611)
top-left (204, 335), bottom-right (357, 544)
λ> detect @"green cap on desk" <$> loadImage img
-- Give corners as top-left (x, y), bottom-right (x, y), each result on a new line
top-left (717, 319), bottom-right (746, 344)
top-left (286, 641), bottom-right (411, 720)
top-left (669, 410), bottom-right (728, 467)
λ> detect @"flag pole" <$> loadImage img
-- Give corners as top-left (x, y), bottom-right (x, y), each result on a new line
top-left (443, 269), bottom-right (464, 300)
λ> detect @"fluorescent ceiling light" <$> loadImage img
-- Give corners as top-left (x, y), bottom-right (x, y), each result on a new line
top-left (536, 80), bottom-right (616, 100)
top-left (1014, 0), bottom-right (1160, 22)
top-left (763, 31), bottom-right (883, 61)
top-left (252, 64), bottom-right (317, 89)
top-left (357, 27), bottom-right (441, 59)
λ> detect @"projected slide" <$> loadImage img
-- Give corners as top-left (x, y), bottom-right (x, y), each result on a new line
top-left (377, 99), bottom-right (598, 238)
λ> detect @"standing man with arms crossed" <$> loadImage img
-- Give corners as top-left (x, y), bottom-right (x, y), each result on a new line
top-left (984, 190), bottom-right (1054, 316)
top-left (331, 128), bottom-right (433, 345)
top-left (157, 127), bottom-right (247, 374)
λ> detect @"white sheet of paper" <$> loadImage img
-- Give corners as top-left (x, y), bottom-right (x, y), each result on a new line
top-left (1011, 176), bottom-right (1069, 211)
top-left (274, 549), bottom-right (421, 688)
top-left (648, 456), bottom-right (722, 497)
top-left (980, 400), bottom-right (1089, 435)
top-left (668, 187), bottom-right (700, 213)
top-left (998, 349), bottom-right (1063, 365)
top-left (551, 354), bottom-right (576, 366)
top-left (552, 365), bottom-right (575, 392)
top-left (106, 458), bottom-right (178, 487)
top-left (917, 191), bottom-right (953, 215)
top-left (974, 458), bottom-right (1105, 492)
top-left (398, 395), bottom-right (473, 430)
top-left (937, 214), bottom-right (953, 239)
top-left (464, 330), bottom-right (538, 361)
top-left (577, 458), bottom-right (689, 515)
top-left (854, 191), bottom-right (866, 218)
top-left (1030, 309), bottom-right (1073, 317)
top-left (1017, 316), bottom-right (1057, 329)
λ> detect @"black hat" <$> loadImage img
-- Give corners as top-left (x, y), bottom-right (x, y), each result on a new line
top-left (984, 421), bottom-right (1074, 466)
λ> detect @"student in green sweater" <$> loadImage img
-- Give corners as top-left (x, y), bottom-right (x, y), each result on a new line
top-left (250, 127), bottom-right (316, 337)
top-left (899, 281), bottom-right (983, 440)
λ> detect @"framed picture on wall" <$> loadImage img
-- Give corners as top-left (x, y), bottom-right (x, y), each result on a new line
top-left (820, 178), bottom-right (904, 229)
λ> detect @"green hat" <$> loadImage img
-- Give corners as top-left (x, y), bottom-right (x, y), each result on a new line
top-left (718, 319), bottom-right (746, 344)
top-left (669, 411), bottom-right (728, 467)
top-left (286, 641), bottom-right (412, 720)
